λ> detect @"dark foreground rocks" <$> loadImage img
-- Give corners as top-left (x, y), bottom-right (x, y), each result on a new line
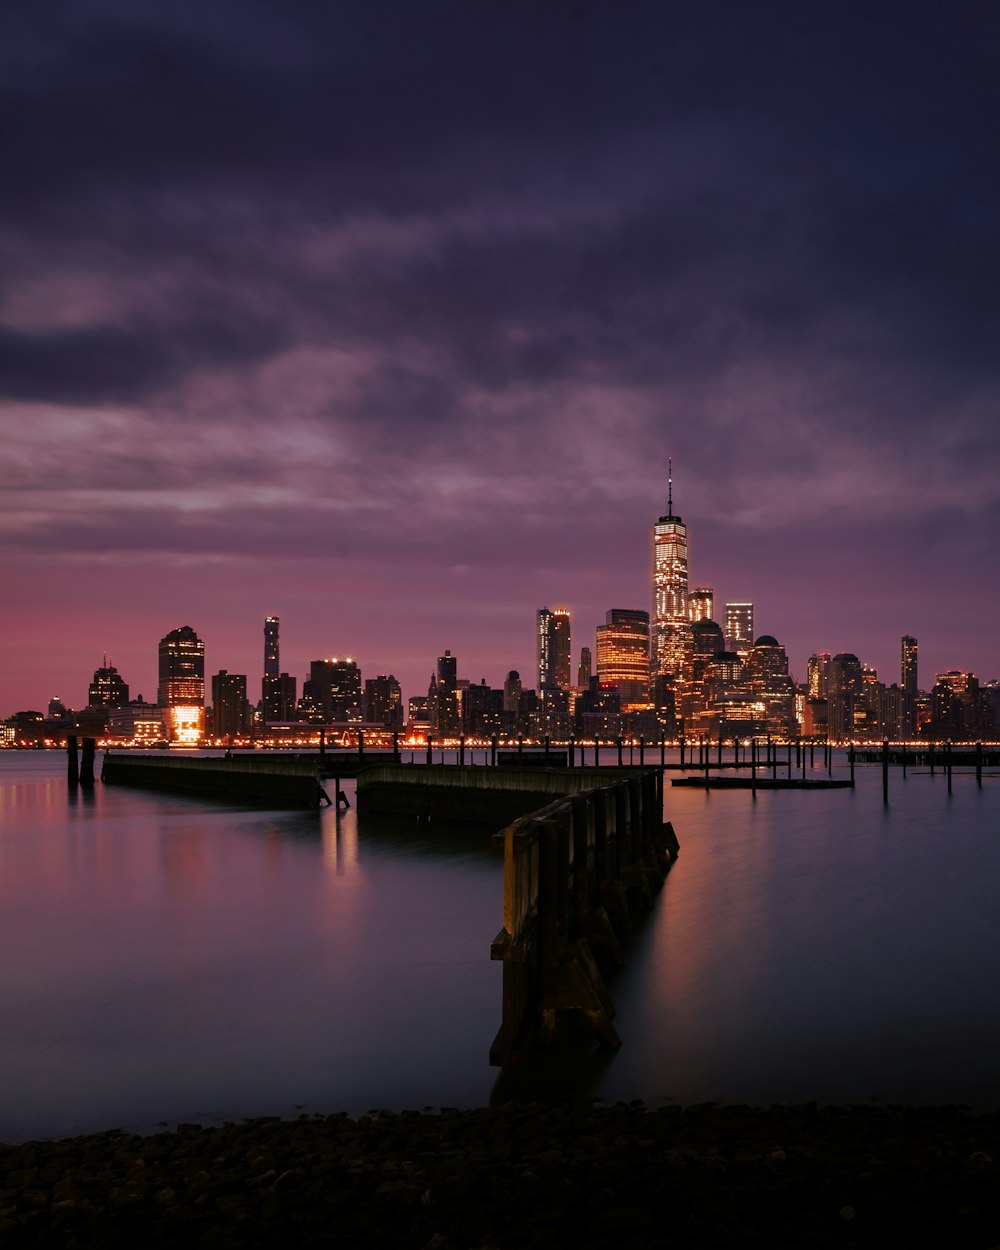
top-left (2, 1101), bottom-right (1000, 1248)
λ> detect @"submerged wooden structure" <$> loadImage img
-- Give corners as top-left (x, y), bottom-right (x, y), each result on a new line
top-left (487, 770), bottom-right (679, 1068)
top-left (357, 764), bottom-right (679, 1066)
top-left (101, 753), bottom-right (330, 808)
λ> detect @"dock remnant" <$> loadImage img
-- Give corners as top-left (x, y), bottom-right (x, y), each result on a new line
top-left (101, 753), bottom-right (330, 808)
top-left (489, 770), bottom-right (678, 1068)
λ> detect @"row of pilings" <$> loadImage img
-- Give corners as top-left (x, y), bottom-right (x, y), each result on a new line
top-left (66, 735), bottom-right (97, 788)
top-left (488, 769), bottom-right (679, 1069)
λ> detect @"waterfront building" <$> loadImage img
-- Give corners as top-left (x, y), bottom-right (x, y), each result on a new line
top-left (87, 660), bottom-right (129, 707)
top-left (210, 671), bottom-right (250, 740)
top-left (929, 670), bottom-right (984, 741)
top-left (107, 699), bottom-right (166, 745)
top-left (687, 586), bottom-right (714, 623)
top-left (364, 674), bottom-right (403, 729)
top-left (595, 609), bottom-right (650, 710)
top-left (745, 634), bottom-right (796, 739)
top-left (302, 658), bottom-right (362, 723)
top-left (678, 618), bottom-right (725, 730)
top-left (827, 653), bottom-right (864, 741)
top-left (157, 625), bottom-right (205, 744)
top-left (651, 462), bottom-right (689, 683)
top-left (576, 679), bottom-right (623, 739)
top-left (263, 673), bottom-right (297, 724)
top-left (724, 602), bottom-right (754, 659)
top-left (537, 607), bottom-right (572, 692)
top-left (538, 685), bottom-right (571, 739)
top-left (802, 697), bottom-right (829, 739)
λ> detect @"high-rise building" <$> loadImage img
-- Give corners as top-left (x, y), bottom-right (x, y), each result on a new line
top-left (901, 635), bottom-right (918, 695)
top-left (302, 658), bottom-right (362, 722)
top-left (724, 602), bottom-right (754, 658)
top-left (211, 671), bottom-right (250, 739)
top-left (88, 659), bottom-right (129, 707)
top-left (537, 607), bottom-right (572, 691)
top-left (261, 615), bottom-right (297, 722)
top-left (263, 616), bottom-right (279, 679)
top-left (807, 652), bottom-right (831, 699)
top-left (577, 647), bottom-right (592, 691)
top-left (157, 625), bottom-right (205, 743)
top-left (687, 586), bottom-right (714, 623)
top-left (745, 634), bottom-right (796, 739)
top-left (433, 650), bottom-right (460, 736)
top-left (827, 652), bottom-right (864, 741)
top-left (900, 635), bottom-right (918, 737)
top-left (651, 461), bottom-right (689, 681)
top-left (596, 609), bottom-right (650, 710)
top-left (364, 674), bottom-right (403, 729)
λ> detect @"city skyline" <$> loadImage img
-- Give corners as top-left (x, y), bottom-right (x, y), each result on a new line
top-left (2, 3), bottom-right (998, 713)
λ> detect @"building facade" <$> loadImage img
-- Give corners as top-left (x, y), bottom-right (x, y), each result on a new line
top-left (595, 609), bottom-right (650, 710)
top-left (537, 607), bottom-right (572, 691)
top-left (724, 602), bottom-right (754, 659)
top-left (157, 625), bottom-right (205, 743)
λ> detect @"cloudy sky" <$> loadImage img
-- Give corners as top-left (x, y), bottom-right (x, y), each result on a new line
top-left (2, 0), bottom-right (998, 714)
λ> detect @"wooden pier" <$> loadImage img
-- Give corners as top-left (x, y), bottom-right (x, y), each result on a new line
top-left (101, 753), bottom-right (331, 807)
top-left (487, 770), bottom-right (679, 1068)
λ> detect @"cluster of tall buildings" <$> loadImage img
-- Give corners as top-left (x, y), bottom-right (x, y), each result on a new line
top-left (3, 466), bottom-right (996, 746)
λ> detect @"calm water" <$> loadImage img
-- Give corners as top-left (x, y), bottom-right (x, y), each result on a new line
top-left (1, 750), bottom-right (999, 1140)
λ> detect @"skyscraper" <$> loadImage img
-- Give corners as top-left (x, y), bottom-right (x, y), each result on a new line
top-left (211, 670), bottom-right (250, 739)
top-left (651, 461), bottom-right (689, 681)
top-left (901, 635), bottom-right (918, 737)
top-left (263, 615), bottom-right (279, 679)
top-left (433, 649), bottom-right (460, 736)
top-left (157, 625), bottom-right (205, 743)
top-left (724, 602), bottom-right (754, 658)
top-left (261, 615), bottom-right (296, 723)
top-left (302, 658), bottom-right (362, 723)
top-left (537, 607), bottom-right (572, 691)
top-left (364, 674), bottom-right (403, 728)
top-left (88, 659), bottom-right (129, 707)
top-left (595, 609), bottom-right (650, 710)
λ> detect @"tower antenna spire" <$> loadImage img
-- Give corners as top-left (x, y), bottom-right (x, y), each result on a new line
top-left (668, 458), bottom-right (673, 518)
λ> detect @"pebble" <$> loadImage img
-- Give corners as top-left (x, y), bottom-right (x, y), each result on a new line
top-left (0, 1102), bottom-right (999, 1247)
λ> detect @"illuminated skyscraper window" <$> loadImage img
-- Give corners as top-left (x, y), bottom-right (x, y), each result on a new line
top-left (687, 586), bottom-right (714, 623)
top-left (724, 602), bottom-right (754, 658)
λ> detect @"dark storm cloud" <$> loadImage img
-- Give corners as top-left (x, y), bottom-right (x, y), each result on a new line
top-left (3, 0), bottom-right (1000, 710)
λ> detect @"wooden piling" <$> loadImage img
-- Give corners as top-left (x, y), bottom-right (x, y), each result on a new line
top-left (459, 734), bottom-right (466, 766)
top-left (977, 741), bottom-right (983, 788)
top-left (489, 769), bottom-right (674, 1067)
top-left (947, 740), bottom-right (953, 794)
top-left (882, 739), bottom-right (889, 805)
top-left (66, 734), bottom-right (79, 787)
top-left (80, 737), bottom-right (96, 788)
top-left (426, 734), bottom-right (433, 766)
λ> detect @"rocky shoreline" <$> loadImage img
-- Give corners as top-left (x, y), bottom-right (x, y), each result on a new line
top-left (3, 1101), bottom-right (1000, 1248)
